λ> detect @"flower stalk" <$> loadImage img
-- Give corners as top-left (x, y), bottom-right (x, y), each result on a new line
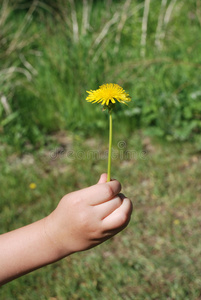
top-left (107, 110), bottom-right (113, 182)
top-left (85, 83), bottom-right (131, 181)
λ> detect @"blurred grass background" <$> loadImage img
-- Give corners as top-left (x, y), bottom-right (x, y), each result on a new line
top-left (0, 0), bottom-right (201, 299)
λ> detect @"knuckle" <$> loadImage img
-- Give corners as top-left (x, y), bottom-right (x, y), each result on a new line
top-left (104, 180), bottom-right (121, 199)
top-left (71, 198), bottom-right (82, 210)
top-left (114, 180), bottom-right (121, 193)
top-left (104, 184), bottom-right (114, 199)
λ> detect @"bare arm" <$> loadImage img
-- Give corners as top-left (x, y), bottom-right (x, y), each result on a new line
top-left (0, 218), bottom-right (61, 285)
top-left (0, 174), bottom-right (133, 285)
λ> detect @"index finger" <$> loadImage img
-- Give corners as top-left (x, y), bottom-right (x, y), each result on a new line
top-left (81, 180), bottom-right (122, 206)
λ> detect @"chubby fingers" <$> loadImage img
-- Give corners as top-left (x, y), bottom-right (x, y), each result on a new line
top-left (102, 196), bottom-right (133, 231)
top-left (83, 179), bottom-right (122, 205)
top-left (95, 194), bottom-right (124, 220)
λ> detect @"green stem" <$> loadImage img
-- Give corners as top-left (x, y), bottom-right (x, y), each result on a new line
top-left (107, 111), bottom-right (112, 182)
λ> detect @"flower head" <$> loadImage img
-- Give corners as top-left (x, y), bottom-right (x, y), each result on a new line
top-left (86, 83), bottom-right (131, 108)
top-left (29, 183), bottom-right (36, 190)
top-left (173, 219), bottom-right (180, 225)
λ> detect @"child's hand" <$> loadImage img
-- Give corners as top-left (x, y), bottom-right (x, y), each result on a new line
top-left (45, 173), bottom-right (133, 257)
top-left (0, 173), bottom-right (132, 284)
top-left (0, 174), bottom-right (132, 285)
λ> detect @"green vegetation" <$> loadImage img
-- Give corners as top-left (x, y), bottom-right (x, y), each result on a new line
top-left (0, 0), bottom-right (201, 148)
top-left (1, 0), bottom-right (201, 298)
top-left (1, 132), bottom-right (201, 299)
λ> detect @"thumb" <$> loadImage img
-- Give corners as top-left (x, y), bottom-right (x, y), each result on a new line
top-left (97, 173), bottom-right (108, 184)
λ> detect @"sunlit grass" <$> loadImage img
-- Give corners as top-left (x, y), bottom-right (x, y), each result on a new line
top-left (1, 0), bottom-right (201, 149)
top-left (0, 131), bottom-right (201, 299)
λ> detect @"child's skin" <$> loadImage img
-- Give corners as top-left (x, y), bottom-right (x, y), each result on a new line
top-left (0, 173), bottom-right (133, 285)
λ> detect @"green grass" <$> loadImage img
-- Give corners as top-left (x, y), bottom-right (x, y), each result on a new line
top-left (1, 1), bottom-right (201, 297)
top-left (1, 0), bottom-right (201, 149)
top-left (1, 131), bottom-right (201, 299)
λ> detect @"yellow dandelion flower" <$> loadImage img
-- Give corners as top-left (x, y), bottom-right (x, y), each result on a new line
top-left (86, 83), bottom-right (131, 107)
top-left (29, 183), bottom-right (36, 190)
top-left (85, 83), bottom-right (131, 182)
top-left (173, 219), bottom-right (180, 225)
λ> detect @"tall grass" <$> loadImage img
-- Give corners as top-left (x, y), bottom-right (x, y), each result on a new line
top-left (0, 0), bottom-right (39, 146)
top-left (0, 0), bottom-right (201, 149)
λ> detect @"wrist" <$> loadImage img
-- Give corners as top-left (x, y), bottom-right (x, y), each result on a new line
top-left (43, 213), bottom-right (73, 260)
